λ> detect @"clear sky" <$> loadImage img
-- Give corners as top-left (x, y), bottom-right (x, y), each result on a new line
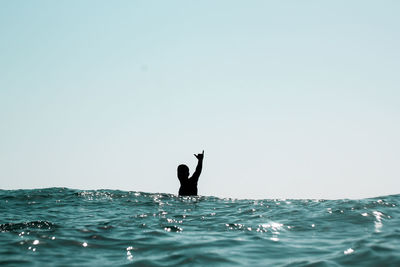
top-left (1, 1), bottom-right (399, 199)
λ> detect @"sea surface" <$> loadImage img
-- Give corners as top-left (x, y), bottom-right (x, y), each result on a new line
top-left (0, 188), bottom-right (399, 266)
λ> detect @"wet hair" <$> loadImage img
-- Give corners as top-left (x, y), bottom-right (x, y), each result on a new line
top-left (177, 164), bottom-right (189, 180)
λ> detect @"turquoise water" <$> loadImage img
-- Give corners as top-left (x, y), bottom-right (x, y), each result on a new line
top-left (1, 188), bottom-right (399, 266)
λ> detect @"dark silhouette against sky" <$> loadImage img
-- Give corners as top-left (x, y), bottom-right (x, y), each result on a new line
top-left (177, 151), bottom-right (204, 196)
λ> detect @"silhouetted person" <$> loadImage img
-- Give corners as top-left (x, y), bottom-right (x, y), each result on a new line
top-left (178, 150), bottom-right (204, 196)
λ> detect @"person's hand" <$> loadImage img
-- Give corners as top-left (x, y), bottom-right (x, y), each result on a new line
top-left (194, 150), bottom-right (204, 160)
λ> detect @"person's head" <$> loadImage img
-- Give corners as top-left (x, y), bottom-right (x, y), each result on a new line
top-left (177, 164), bottom-right (189, 181)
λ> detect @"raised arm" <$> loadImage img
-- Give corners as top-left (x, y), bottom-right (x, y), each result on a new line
top-left (191, 150), bottom-right (204, 183)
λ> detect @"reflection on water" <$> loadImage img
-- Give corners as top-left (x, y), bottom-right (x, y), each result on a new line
top-left (373, 210), bottom-right (383, 232)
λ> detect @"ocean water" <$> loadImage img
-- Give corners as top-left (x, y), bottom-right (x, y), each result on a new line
top-left (0, 188), bottom-right (399, 266)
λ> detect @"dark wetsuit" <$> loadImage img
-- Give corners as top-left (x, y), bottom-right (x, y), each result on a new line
top-left (178, 178), bottom-right (198, 196)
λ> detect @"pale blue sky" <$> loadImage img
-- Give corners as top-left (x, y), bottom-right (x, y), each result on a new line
top-left (1, 1), bottom-right (399, 199)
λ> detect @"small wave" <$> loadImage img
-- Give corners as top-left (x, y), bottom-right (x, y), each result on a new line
top-left (0, 221), bottom-right (56, 232)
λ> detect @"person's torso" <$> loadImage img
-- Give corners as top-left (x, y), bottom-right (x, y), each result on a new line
top-left (179, 179), bottom-right (198, 196)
